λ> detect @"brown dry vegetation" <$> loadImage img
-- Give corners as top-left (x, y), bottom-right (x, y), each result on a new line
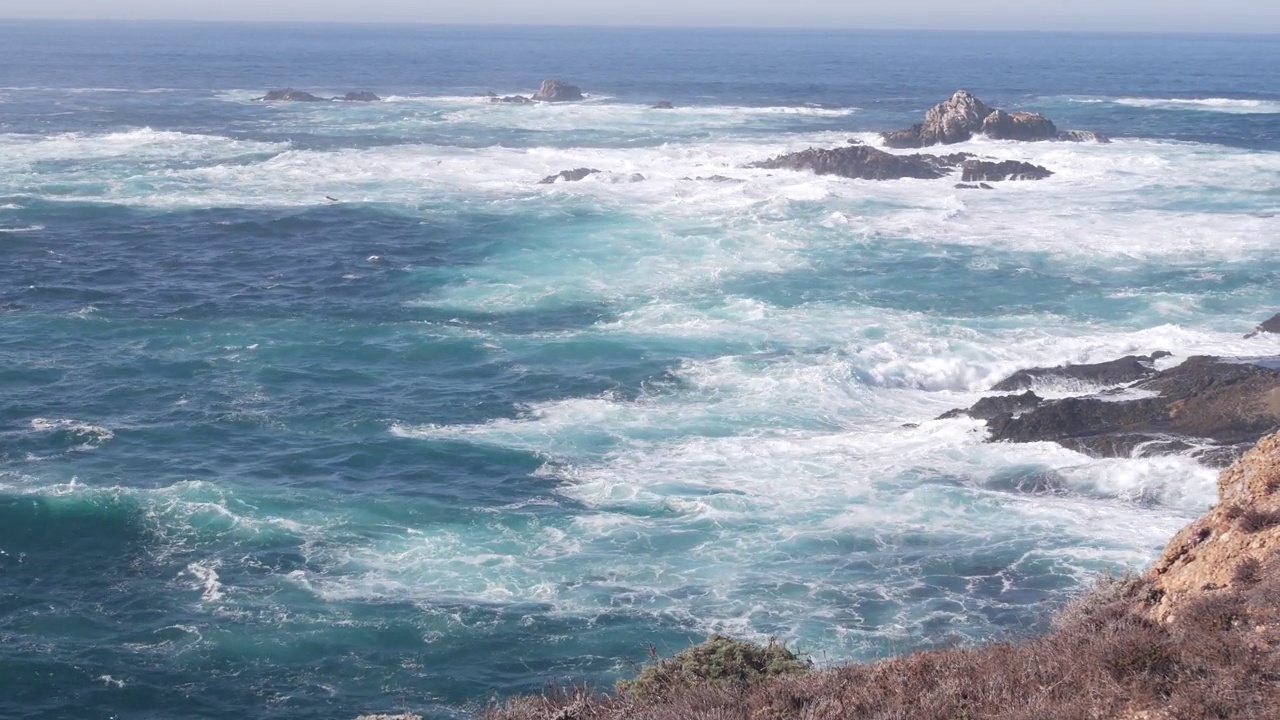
top-left (483, 432), bottom-right (1280, 720)
top-left (484, 559), bottom-right (1280, 720)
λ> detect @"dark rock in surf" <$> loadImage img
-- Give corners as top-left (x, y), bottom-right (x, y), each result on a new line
top-left (491, 95), bottom-right (534, 104)
top-left (652, 101), bottom-right (675, 109)
top-left (881, 124), bottom-right (925, 149)
top-left (881, 90), bottom-right (993, 147)
top-left (955, 182), bottom-right (995, 190)
top-left (981, 109), bottom-right (1058, 142)
top-left (538, 168), bottom-right (602, 184)
top-left (338, 91), bottom-right (381, 102)
top-left (939, 390), bottom-right (1043, 420)
top-left (257, 88), bottom-right (327, 102)
top-left (1245, 313), bottom-right (1280, 339)
top-left (991, 352), bottom-right (1172, 391)
top-left (532, 79), bottom-right (584, 102)
top-left (1058, 130), bottom-right (1112, 144)
top-left (748, 145), bottom-right (972, 181)
top-left (983, 356), bottom-right (1280, 466)
top-left (961, 159), bottom-right (1053, 182)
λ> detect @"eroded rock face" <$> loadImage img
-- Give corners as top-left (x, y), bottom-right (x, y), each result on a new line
top-left (532, 79), bottom-right (584, 102)
top-left (961, 159), bottom-right (1053, 182)
top-left (881, 124), bottom-right (925, 149)
top-left (748, 146), bottom-right (973, 181)
top-left (339, 91), bottom-right (381, 102)
top-left (980, 357), bottom-right (1280, 465)
top-left (538, 168), bottom-right (601, 184)
top-left (1147, 431), bottom-right (1280, 622)
top-left (257, 88), bottom-right (327, 102)
top-left (981, 109), bottom-right (1058, 141)
top-left (991, 353), bottom-right (1171, 391)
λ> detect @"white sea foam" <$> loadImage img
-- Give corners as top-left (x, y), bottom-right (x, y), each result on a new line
top-left (1109, 97), bottom-right (1280, 114)
top-left (29, 418), bottom-right (115, 450)
top-left (186, 562), bottom-right (225, 602)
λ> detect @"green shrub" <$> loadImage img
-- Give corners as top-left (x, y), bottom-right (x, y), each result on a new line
top-left (616, 635), bottom-right (811, 698)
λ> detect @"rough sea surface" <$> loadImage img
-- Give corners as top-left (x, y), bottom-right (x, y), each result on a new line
top-left (1, 22), bottom-right (1278, 719)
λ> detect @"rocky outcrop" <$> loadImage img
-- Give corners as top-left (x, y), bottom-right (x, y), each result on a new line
top-left (1146, 431), bottom-right (1280, 623)
top-left (538, 168), bottom-right (601, 184)
top-left (981, 109), bottom-right (1058, 141)
top-left (491, 95), bottom-right (533, 104)
top-left (881, 90), bottom-right (1105, 147)
top-left (955, 182), bottom-right (995, 190)
top-left (1058, 130), bottom-right (1112, 143)
top-left (974, 356), bottom-right (1280, 465)
top-left (961, 159), bottom-right (1053, 182)
top-left (339, 91), bottom-right (381, 102)
top-left (652, 101), bottom-right (674, 109)
top-left (256, 88), bottom-right (327, 102)
top-left (991, 352), bottom-right (1171, 391)
top-left (1245, 312), bottom-right (1280, 338)
top-left (748, 146), bottom-right (973, 181)
top-left (939, 390), bottom-right (1042, 420)
top-left (532, 79), bottom-right (584, 102)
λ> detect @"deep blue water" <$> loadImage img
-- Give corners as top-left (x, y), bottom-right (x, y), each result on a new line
top-left (1, 22), bottom-right (1278, 719)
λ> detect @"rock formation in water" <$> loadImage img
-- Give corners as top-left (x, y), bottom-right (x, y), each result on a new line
top-left (538, 168), bottom-right (602, 184)
top-left (256, 88), bottom-right (327, 102)
top-left (1057, 129), bottom-right (1112, 143)
top-left (747, 146), bottom-right (975, 181)
top-left (1246, 312), bottom-right (1280, 338)
top-left (943, 355), bottom-right (1280, 466)
top-left (338, 91), bottom-right (381, 102)
top-left (881, 90), bottom-right (1107, 147)
top-left (961, 159), bottom-right (1054, 182)
top-left (532, 79), bottom-right (585, 102)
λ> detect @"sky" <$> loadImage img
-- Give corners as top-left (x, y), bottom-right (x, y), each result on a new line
top-left (1, 0), bottom-right (1278, 33)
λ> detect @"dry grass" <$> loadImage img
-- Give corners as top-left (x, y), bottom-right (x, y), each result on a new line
top-left (483, 557), bottom-right (1280, 720)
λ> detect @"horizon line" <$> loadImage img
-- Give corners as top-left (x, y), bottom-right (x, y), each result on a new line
top-left (1, 17), bottom-right (1278, 36)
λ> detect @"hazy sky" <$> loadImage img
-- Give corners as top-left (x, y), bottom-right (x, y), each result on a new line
top-left (2, 0), bottom-right (1279, 33)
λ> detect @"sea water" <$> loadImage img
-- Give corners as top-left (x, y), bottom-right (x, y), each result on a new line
top-left (1, 22), bottom-right (1278, 719)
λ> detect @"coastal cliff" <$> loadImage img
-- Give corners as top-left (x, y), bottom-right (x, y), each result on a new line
top-left (479, 433), bottom-right (1280, 720)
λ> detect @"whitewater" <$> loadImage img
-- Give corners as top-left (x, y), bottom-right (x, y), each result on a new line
top-left (1, 22), bottom-right (1278, 720)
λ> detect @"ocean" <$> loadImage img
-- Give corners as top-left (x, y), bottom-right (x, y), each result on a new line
top-left (1, 21), bottom-right (1278, 719)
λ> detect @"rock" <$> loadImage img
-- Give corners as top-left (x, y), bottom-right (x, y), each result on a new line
top-left (981, 109), bottom-right (1058, 142)
top-left (256, 88), bottom-right (327, 102)
top-left (491, 95), bottom-right (533, 104)
top-left (881, 124), bottom-right (924, 149)
top-left (991, 352), bottom-right (1171, 391)
top-left (1245, 313), bottom-right (1280, 338)
top-left (532, 79), bottom-right (584, 102)
top-left (1058, 130), bottom-right (1112, 143)
top-left (652, 101), bottom-right (674, 109)
top-left (983, 356), bottom-right (1280, 465)
top-left (1146, 431), bottom-right (1280, 622)
top-left (954, 182), bottom-right (995, 190)
top-left (938, 390), bottom-right (1043, 420)
top-left (338, 91), bottom-right (381, 102)
top-left (538, 168), bottom-right (601, 184)
top-left (961, 159), bottom-right (1053, 182)
top-left (355, 715), bottom-right (421, 720)
top-left (748, 146), bottom-right (972, 181)
top-left (920, 90), bottom-right (993, 145)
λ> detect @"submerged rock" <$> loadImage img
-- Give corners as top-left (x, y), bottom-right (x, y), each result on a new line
top-left (955, 182), bottom-right (995, 190)
top-left (532, 79), bottom-right (584, 102)
top-left (538, 168), bottom-right (601, 184)
top-left (1058, 129), bottom-right (1112, 143)
top-left (748, 145), bottom-right (972, 181)
top-left (256, 88), bottom-right (327, 102)
top-left (491, 94), bottom-right (533, 104)
top-left (961, 159), bottom-right (1053, 182)
top-left (981, 109), bottom-right (1057, 141)
top-left (652, 101), bottom-right (675, 109)
top-left (338, 91), bottom-right (381, 102)
top-left (991, 352), bottom-right (1171, 391)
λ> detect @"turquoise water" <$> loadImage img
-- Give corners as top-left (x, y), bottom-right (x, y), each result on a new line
top-left (1, 22), bottom-right (1279, 719)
